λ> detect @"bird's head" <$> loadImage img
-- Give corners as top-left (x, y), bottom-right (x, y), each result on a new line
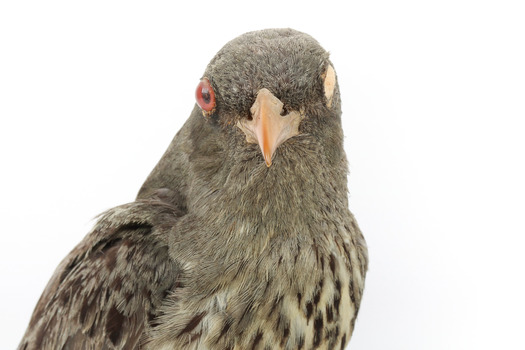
top-left (196, 28), bottom-right (340, 167)
top-left (138, 29), bottom-right (347, 213)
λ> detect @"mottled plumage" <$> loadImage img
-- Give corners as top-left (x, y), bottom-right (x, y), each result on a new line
top-left (19, 28), bottom-right (368, 350)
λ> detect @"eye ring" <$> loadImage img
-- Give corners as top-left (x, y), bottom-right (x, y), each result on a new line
top-left (195, 78), bottom-right (216, 113)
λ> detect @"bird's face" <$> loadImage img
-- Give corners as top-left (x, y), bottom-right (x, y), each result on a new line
top-left (195, 29), bottom-right (340, 168)
top-left (137, 29), bottom-right (347, 220)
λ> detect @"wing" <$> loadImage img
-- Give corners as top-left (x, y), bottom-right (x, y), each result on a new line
top-left (18, 200), bottom-right (182, 350)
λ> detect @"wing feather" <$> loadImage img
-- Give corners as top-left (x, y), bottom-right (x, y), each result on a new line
top-left (18, 200), bottom-right (182, 350)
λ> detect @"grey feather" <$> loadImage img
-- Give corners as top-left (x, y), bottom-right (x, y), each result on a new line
top-left (19, 28), bottom-right (368, 350)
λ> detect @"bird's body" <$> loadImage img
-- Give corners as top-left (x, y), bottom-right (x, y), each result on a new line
top-left (19, 29), bottom-right (367, 350)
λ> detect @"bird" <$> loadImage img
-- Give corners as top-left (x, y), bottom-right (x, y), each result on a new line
top-left (18, 28), bottom-right (368, 350)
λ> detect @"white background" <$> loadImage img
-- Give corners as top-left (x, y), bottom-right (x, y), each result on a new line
top-left (1, 1), bottom-right (524, 349)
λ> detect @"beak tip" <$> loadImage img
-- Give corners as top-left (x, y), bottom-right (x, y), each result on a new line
top-left (264, 154), bottom-right (272, 167)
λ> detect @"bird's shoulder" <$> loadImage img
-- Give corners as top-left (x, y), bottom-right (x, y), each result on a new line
top-left (18, 197), bottom-right (184, 350)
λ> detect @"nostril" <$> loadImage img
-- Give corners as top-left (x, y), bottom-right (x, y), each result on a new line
top-left (280, 105), bottom-right (289, 116)
top-left (245, 108), bottom-right (254, 121)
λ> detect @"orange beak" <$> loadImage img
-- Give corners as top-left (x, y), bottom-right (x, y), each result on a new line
top-left (237, 88), bottom-right (303, 167)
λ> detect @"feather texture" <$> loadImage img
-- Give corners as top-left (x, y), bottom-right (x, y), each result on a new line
top-left (18, 28), bottom-right (368, 350)
top-left (19, 201), bottom-right (183, 350)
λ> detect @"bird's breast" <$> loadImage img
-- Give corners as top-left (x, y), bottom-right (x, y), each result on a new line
top-left (147, 222), bottom-right (363, 350)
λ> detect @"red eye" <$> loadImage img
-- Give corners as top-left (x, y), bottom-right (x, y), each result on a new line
top-left (195, 78), bottom-right (216, 113)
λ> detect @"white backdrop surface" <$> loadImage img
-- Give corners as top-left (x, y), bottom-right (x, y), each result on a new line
top-left (1, 1), bottom-right (524, 349)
